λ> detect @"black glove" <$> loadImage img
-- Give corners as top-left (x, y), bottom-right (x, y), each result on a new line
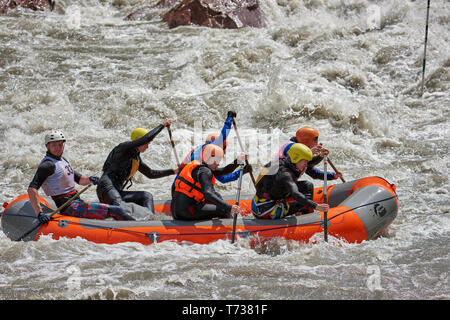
top-left (227, 111), bottom-right (237, 118)
top-left (37, 212), bottom-right (50, 224)
top-left (89, 176), bottom-right (100, 185)
top-left (243, 164), bottom-right (253, 174)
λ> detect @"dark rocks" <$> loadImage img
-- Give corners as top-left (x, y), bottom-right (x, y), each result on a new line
top-left (0, 0), bottom-right (55, 15)
top-left (163, 0), bottom-right (265, 29)
top-left (126, 0), bottom-right (265, 29)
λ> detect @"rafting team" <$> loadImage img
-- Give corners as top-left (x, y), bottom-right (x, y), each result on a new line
top-left (28, 111), bottom-right (343, 225)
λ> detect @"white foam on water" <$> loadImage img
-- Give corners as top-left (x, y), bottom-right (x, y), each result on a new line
top-left (0, 0), bottom-right (449, 299)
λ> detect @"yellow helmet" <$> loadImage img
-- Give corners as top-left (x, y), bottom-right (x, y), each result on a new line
top-left (287, 143), bottom-right (313, 163)
top-left (131, 128), bottom-right (149, 141)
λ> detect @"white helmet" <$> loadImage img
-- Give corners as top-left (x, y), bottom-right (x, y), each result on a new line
top-left (45, 130), bottom-right (66, 145)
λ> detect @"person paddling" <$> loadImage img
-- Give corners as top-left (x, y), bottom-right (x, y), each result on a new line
top-left (96, 119), bottom-right (178, 214)
top-left (171, 111), bottom-right (252, 194)
top-left (28, 130), bottom-right (134, 223)
top-left (180, 111), bottom-right (235, 169)
top-left (202, 133), bottom-right (252, 183)
top-left (171, 144), bottom-right (241, 220)
top-left (278, 127), bottom-right (343, 181)
top-left (252, 143), bottom-right (329, 219)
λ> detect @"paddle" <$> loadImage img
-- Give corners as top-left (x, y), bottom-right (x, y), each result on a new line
top-left (319, 143), bottom-right (345, 183)
top-left (17, 184), bottom-right (91, 241)
top-left (323, 156), bottom-right (328, 242)
top-left (231, 163), bottom-right (245, 244)
top-left (167, 126), bottom-right (181, 167)
top-left (232, 119), bottom-right (256, 187)
top-left (327, 157), bottom-right (345, 183)
top-left (421, 0), bottom-right (431, 96)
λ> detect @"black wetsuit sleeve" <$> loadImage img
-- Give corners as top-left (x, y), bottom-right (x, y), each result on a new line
top-left (74, 171), bottom-right (82, 184)
top-left (28, 160), bottom-right (56, 189)
top-left (279, 172), bottom-right (317, 209)
top-left (197, 167), bottom-right (233, 213)
top-left (212, 159), bottom-right (239, 176)
top-left (121, 124), bottom-right (165, 150)
top-left (139, 162), bottom-right (175, 179)
top-left (308, 155), bottom-right (323, 168)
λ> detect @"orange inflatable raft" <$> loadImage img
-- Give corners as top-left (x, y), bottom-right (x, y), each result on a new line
top-left (1, 176), bottom-right (398, 245)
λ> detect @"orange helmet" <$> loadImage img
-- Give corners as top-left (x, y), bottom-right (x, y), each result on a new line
top-left (202, 144), bottom-right (224, 164)
top-left (205, 133), bottom-right (228, 147)
top-left (295, 127), bottom-right (319, 147)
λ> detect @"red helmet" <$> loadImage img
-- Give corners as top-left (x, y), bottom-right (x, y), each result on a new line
top-left (295, 127), bottom-right (319, 147)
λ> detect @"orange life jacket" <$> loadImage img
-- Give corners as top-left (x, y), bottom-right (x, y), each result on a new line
top-left (174, 160), bottom-right (216, 202)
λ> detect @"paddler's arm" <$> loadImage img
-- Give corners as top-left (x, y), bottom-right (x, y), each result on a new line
top-left (214, 164), bottom-right (252, 183)
top-left (282, 174), bottom-right (329, 212)
top-left (280, 172), bottom-right (316, 208)
top-left (124, 119), bottom-right (171, 150)
top-left (139, 162), bottom-right (178, 179)
top-left (197, 167), bottom-right (232, 213)
top-left (210, 111), bottom-right (235, 147)
top-left (77, 173), bottom-right (100, 186)
top-left (27, 160), bottom-right (55, 215)
top-left (27, 187), bottom-right (43, 216)
top-left (213, 160), bottom-right (239, 176)
top-left (308, 154), bottom-right (323, 167)
top-left (305, 166), bottom-right (337, 180)
top-left (213, 152), bottom-right (247, 177)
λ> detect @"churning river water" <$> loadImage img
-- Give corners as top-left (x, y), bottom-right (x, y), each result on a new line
top-left (0, 0), bottom-right (448, 301)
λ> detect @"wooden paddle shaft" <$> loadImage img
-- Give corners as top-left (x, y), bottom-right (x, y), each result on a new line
top-left (48, 184), bottom-right (92, 218)
top-left (327, 157), bottom-right (345, 183)
top-left (167, 126), bottom-right (181, 167)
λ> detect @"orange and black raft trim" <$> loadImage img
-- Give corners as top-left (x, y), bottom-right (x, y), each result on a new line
top-left (1, 176), bottom-right (398, 245)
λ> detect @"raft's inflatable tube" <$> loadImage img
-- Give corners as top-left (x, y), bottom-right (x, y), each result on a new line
top-left (1, 176), bottom-right (398, 245)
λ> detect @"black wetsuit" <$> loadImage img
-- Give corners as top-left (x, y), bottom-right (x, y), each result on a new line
top-left (255, 158), bottom-right (317, 215)
top-left (171, 164), bottom-right (238, 221)
top-left (96, 125), bottom-right (175, 213)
